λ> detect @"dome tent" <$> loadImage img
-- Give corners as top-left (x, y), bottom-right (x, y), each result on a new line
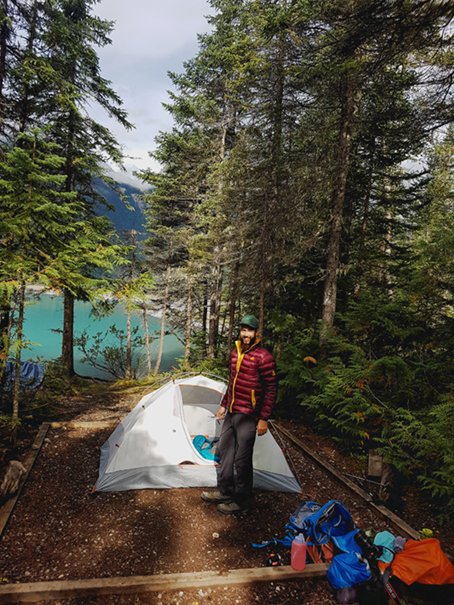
top-left (95, 374), bottom-right (300, 493)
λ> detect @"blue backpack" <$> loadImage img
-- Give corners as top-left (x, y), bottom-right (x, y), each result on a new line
top-left (327, 552), bottom-right (372, 590)
top-left (252, 499), bottom-right (353, 550)
top-left (303, 499), bottom-right (354, 546)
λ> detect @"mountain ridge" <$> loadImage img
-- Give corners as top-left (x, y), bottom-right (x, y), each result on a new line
top-left (94, 177), bottom-right (147, 235)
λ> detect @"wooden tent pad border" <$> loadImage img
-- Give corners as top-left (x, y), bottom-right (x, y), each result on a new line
top-left (0, 422), bottom-right (50, 539)
top-left (0, 419), bottom-right (420, 602)
top-left (0, 421), bottom-right (113, 541)
top-left (271, 422), bottom-right (420, 540)
top-left (0, 564), bottom-right (328, 604)
top-left (0, 419), bottom-right (420, 543)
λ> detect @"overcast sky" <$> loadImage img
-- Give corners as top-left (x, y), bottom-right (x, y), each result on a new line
top-left (92, 0), bottom-right (214, 182)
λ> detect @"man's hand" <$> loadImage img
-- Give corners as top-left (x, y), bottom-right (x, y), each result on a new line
top-left (257, 419), bottom-right (268, 436)
top-left (215, 406), bottom-right (226, 420)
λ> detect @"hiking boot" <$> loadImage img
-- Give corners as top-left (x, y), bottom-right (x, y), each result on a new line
top-left (217, 501), bottom-right (249, 515)
top-left (201, 490), bottom-right (232, 504)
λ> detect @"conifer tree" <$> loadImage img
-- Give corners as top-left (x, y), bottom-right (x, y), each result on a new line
top-left (0, 129), bottom-right (76, 414)
top-left (0, 0), bottom-right (54, 368)
top-left (43, 0), bottom-right (132, 375)
top-left (0, 0), bottom-right (132, 379)
top-left (313, 0), bottom-right (454, 340)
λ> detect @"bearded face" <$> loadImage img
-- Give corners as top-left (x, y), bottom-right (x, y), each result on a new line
top-left (239, 326), bottom-right (257, 348)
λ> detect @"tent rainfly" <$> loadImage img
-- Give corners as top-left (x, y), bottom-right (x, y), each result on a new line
top-left (95, 374), bottom-right (300, 493)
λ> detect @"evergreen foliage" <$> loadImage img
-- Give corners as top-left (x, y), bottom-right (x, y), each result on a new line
top-left (1, 0), bottom-right (452, 508)
top-left (0, 1), bottom-right (131, 412)
top-left (142, 0), bottom-right (454, 509)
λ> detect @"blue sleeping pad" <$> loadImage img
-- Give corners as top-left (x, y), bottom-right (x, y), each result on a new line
top-left (192, 435), bottom-right (219, 462)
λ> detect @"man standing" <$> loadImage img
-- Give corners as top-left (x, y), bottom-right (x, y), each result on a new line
top-left (201, 314), bottom-right (277, 514)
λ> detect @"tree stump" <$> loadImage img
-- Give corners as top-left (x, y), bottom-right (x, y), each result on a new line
top-left (0, 460), bottom-right (26, 500)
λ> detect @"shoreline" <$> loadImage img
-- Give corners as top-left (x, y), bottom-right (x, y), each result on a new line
top-left (26, 284), bottom-right (57, 294)
top-left (25, 285), bottom-right (163, 318)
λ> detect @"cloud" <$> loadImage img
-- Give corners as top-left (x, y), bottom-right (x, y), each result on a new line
top-left (97, 0), bottom-right (212, 60)
top-left (92, 0), bottom-right (214, 174)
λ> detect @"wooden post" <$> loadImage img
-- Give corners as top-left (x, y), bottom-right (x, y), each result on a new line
top-left (367, 450), bottom-right (383, 478)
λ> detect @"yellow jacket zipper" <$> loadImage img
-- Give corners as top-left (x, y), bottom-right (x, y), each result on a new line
top-left (229, 339), bottom-right (259, 413)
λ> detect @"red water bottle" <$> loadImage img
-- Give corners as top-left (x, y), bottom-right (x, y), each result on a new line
top-left (291, 533), bottom-right (307, 571)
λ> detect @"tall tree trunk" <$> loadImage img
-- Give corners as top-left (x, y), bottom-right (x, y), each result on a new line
top-left (320, 75), bottom-right (356, 344)
top-left (125, 229), bottom-right (137, 380)
top-left (184, 281), bottom-right (192, 369)
top-left (381, 194), bottom-right (394, 295)
top-left (206, 108), bottom-right (228, 359)
top-left (226, 260), bottom-right (240, 356)
top-left (18, 0), bottom-right (37, 134)
top-left (62, 288), bottom-right (75, 376)
top-left (0, 0), bottom-right (9, 131)
top-left (12, 282), bottom-right (25, 442)
top-left (142, 303), bottom-right (152, 377)
top-left (259, 33), bottom-right (285, 335)
top-left (126, 305), bottom-right (132, 379)
top-left (154, 275), bottom-right (169, 376)
top-left (202, 279), bottom-right (208, 346)
top-left (0, 286), bottom-right (11, 387)
top-left (61, 106), bottom-right (77, 376)
top-left (354, 143), bottom-right (375, 296)
top-left (207, 257), bottom-right (223, 359)
top-left (258, 283), bottom-right (266, 337)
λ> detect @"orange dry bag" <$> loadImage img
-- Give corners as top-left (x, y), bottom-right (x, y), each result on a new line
top-left (391, 539), bottom-right (454, 586)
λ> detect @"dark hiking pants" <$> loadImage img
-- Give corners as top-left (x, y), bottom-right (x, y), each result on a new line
top-left (217, 412), bottom-right (257, 506)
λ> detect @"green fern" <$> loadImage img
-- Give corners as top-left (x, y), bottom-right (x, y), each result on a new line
top-left (381, 402), bottom-right (454, 508)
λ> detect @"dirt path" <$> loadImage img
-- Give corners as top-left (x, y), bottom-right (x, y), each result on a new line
top-left (0, 383), bottom-right (452, 605)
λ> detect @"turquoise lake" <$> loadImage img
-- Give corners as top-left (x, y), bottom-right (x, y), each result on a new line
top-left (22, 292), bottom-right (183, 379)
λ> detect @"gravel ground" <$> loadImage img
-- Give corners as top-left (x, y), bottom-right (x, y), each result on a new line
top-left (0, 386), bottom-right (452, 605)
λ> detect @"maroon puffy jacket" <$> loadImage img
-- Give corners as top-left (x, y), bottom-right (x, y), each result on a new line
top-left (220, 339), bottom-right (277, 420)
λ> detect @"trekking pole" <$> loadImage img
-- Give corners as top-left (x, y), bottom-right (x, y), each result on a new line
top-left (356, 530), bottom-right (404, 605)
top-left (383, 577), bottom-right (404, 605)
